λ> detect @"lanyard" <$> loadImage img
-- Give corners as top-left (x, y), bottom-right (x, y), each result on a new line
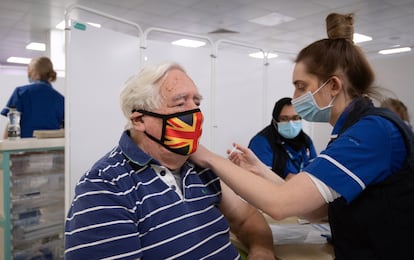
top-left (284, 144), bottom-right (307, 172)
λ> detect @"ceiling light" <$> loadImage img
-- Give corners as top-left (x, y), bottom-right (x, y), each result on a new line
top-left (379, 47), bottom-right (411, 55)
top-left (353, 33), bottom-right (372, 43)
top-left (7, 57), bottom-right (32, 64)
top-left (249, 12), bottom-right (295, 26)
top-left (171, 39), bottom-right (206, 48)
top-left (249, 52), bottom-right (278, 59)
top-left (26, 42), bottom-right (46, 51)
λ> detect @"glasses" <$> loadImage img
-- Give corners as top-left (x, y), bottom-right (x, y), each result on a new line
top-left (278, 115), bottom-right (302, 122)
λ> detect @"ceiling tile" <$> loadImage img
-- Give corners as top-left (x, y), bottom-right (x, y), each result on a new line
top-left (1, 0), bottom-right (414, 66)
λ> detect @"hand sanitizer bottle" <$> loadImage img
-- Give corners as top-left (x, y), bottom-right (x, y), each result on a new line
top-left (7, 107), bottom-right (21, 140)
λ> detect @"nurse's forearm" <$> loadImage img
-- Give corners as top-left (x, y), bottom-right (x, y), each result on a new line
top-left (206, 153), bottom-right (291, 219)
top-left (205, 152), bottom-right (326, 220)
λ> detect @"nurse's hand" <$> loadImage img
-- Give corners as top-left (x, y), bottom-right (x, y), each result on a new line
top-left (227, 143), bottom-right (267, 177)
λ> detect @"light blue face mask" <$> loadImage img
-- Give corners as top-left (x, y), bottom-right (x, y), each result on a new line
top-left (277, 120), bottom-right (302, 139)
top-left (291, 79), bottom-right (335, 122)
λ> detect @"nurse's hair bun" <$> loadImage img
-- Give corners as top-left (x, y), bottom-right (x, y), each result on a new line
top-left (326, 13), bottom-right (354, 43)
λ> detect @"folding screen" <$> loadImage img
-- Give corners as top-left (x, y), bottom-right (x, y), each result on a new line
top-left (214, 46), bottom-right (267, 156)
top-left (66, 24), bottom-right (141, 203)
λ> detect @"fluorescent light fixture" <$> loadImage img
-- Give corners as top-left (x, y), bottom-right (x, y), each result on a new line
top-left (249, 52), bottom-right (278, 59)
top-left (171, 39), bottom-right (206, 48)
top-left (353, 33), bottom-right (372, 43)
top-left (87, 22), bottom-right (101, 28)
top-left (249, 12), bottom-right (295, 26)
top-left (26, 42), bottom-right (46, 51)
top-left (379, 47), bottom-right (411, 55)
top-left (7, 57), bottom-right (32, 64)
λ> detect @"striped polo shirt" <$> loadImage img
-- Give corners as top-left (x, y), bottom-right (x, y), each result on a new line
top-left (65, 131), bottom-right (240, 259)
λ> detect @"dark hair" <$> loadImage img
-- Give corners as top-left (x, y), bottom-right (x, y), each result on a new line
top-left (272, 97), bottom-right (292, 122)
top-left (295, 13), bottom-right (376, 99)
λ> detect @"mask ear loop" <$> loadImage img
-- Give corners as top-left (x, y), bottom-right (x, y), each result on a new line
top-left (313, 78), bottom-right (331, 95)
top-left (134, 109), bottom-right (168, 144)
top-left (272, 118), bottom-right (279, 131)
top-left (313, 78), bottom-right (337, 109)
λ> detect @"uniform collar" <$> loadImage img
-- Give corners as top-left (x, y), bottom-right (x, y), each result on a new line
top-left (331, 99), bottom-right (358, 137)
top-left (30, 80), bottom-right (51, 86)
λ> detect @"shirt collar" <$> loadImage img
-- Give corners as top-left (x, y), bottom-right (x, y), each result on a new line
top-left (119, 130), bottom-right (197, 173)
top-left (119, 130), bottom-right (154, 167)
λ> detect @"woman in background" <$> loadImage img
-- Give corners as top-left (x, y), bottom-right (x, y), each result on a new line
top-left (1, 56), bottom-right (64, 138)
top-left (248, 97), bottom-right (317, 180)
top-left (191, 13), bottom-right (414, 259)
top-left (381, 97), bottom-right (413, 131)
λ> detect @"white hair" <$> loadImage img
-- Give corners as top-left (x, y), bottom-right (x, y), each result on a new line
top-left (120, 61), bottom-right (186, 128)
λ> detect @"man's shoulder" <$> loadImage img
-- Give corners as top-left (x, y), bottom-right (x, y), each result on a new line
top-left (85, 147), bottom-right (132, 179)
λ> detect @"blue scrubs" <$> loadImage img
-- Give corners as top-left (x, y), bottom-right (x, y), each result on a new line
top-left (304, 106), bottom-right (406, 203)
top-left (249, 134), bottom-right (317, 177)
top-left (1, 80), bottom-right (64, 138)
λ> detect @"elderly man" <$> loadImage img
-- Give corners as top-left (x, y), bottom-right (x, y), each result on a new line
top-left (65, 61), bottom-right (274, 259)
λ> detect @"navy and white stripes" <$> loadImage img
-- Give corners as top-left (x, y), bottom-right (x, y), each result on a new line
top-left (65, 131), bottom-right (240, 259)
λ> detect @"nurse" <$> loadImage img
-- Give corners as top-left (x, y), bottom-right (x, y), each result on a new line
top-left (190, 13), bottom-right (414, 259)
top-left (248, 97), bottom-right (317, 180)
top-left (1, 56), bottom-right (64, 138)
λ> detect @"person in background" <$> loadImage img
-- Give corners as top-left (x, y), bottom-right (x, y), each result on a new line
top-left (64, 62), bottom-right (274, 260)
top-left (248, 97), bottom-right (317, 180)
top-left (1, 56), bottom-right (64, 138)
top-left (190, 13), bottom-right (414, 259)
top-left (381, 97), bottom-right (413, 131)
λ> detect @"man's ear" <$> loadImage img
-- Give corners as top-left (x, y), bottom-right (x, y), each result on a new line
top-left (130, 111), bottom-right (145, 131)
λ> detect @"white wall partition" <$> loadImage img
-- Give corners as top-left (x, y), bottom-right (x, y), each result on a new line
top-left (65, 24), bottom-right (141, 202)
top-left (370, 54), bottom-right (414, 117)
top-left (213, 45), bottom-right (266, 156)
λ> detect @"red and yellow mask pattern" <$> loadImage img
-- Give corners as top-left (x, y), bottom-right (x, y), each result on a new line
top-left (135, 108), bottom-right (203, 155)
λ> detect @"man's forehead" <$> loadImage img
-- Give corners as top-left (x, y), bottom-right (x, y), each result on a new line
top-left (162, 69), bottom-right (194, 89)
top-left (159, 69), bottom-right (202, 101)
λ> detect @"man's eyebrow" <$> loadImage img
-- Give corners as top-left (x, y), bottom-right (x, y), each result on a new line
top-left (172, 93), bottom-right (203, 101)
top-left (195, 94), bottom-right (203, 100)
